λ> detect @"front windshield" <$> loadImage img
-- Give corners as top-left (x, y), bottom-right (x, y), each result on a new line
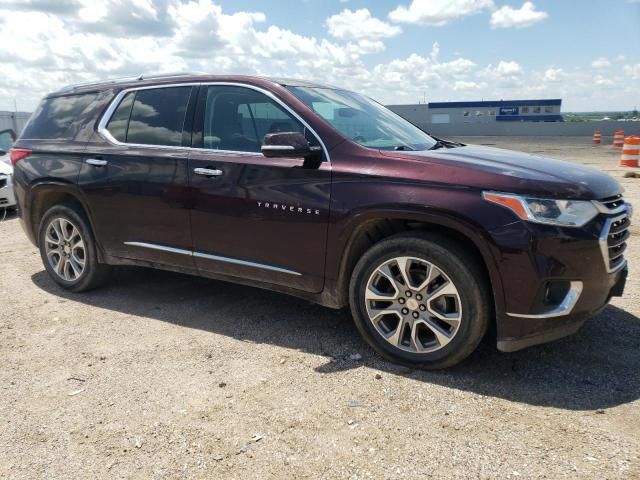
top-left (287, 86), bottom-right (437, 151)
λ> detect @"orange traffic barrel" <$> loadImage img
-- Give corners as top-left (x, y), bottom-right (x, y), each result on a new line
top-left (613, 130), bottom-right (625, 148)
top-left (620, 136), bottom-right (640, 168)
top-left (592, 129), bottom-right (601, 145)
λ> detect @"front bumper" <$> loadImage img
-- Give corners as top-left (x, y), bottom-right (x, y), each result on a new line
top-left (490, 208), bottom-right (630, 352)
top-left (497, 266), bottom-right (627, 352)
top-left (0, 174), bottom-right (16, 208)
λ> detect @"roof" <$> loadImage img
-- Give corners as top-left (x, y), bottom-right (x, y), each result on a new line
top-left (428, 99), bottom-right (562, 109)
top-left (49, 73), bottom-right (340, 97)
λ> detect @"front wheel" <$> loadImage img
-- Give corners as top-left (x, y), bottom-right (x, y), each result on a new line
top-left (38, 204), bottom-right (111, 292)
top-left (349, 232), bottom-right (490, 369)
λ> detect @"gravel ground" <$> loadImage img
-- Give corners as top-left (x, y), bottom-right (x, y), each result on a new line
top-left (1, 137), bottom-right (639, 479)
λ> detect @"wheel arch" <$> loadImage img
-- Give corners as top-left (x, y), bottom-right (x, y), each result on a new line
top-left (27, 182), bottom-right (104, 261)
top-left (328, 207), bottom-right (505, 319)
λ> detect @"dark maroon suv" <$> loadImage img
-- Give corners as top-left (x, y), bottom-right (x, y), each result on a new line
top-left (10, 74), bottom-right (630, 368)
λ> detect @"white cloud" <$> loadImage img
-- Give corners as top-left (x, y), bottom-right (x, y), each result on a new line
top-left (494, 60), bottom-right (522, 76)
top-left (170, 1), bottom-right (265, 57)
top-left (594, 75), bottom-right (615, 88)
top-left (453, 80), bottom-right (486, 91)
top-left (327, 8), bottom-right (401, 41)
top-left (480, 60), bottom-right (523, 88)
top-left (624, 64), bottom-right (640, 80)
top-left (592, 58), bottom-right (611, 69)
top-left (370, 52), bottom-right (478, 102)
top-left (490, 1), bottom-right (547, 29)
top-left (430, 41), bottom-right (440, 61)
top-left (389, 0), bottom-right (494, 26)
top-left (0, 0), bottom-right (637, 112)
top-left (543, 67), bottom-right (565, 82)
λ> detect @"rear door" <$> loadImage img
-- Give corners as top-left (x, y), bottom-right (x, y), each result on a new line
top-left (79, 85), bottom-right (196, 269)
top-left (188, 84), bottom-right (331, 293)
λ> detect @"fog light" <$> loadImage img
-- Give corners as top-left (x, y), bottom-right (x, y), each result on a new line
top-left (544, 281), bottom-right (571, 307)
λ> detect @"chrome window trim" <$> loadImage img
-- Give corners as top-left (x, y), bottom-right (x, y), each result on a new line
top-left (97, 83), bottom-right (198, 150)
top-left (123, 241), bottom-right (301, 276)
top-left (97, 82), bottom-right (330, 162)
top-left (598, 212), bottom-right (630, 274)
top-left (507, 281), bottom-right (583, 319)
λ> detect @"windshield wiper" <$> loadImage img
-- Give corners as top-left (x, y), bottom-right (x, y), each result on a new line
top-left (429, 140), bottom-right (447, 150)
top-left (429, 138), bottom-right (464, 150)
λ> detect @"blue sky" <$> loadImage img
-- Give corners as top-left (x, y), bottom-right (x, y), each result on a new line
top-left (0, 0), bottom-right (638, 111)
top-left (226, 0), bottom-right (639, 70)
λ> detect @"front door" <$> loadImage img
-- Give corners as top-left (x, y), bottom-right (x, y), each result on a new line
top-left (188, 85), bottom-right (331, 293)
top-left (79, 85), bottom-right (196, 269)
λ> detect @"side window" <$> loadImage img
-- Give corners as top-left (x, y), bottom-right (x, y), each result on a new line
top-left (21, 93), bottom-right (97, 140)
top-left (202, 86), bottom-right (305, 153)
top-left (125, 87), bottom-right (191, 146)
top-left (105, 92), bottom-right (134, 142)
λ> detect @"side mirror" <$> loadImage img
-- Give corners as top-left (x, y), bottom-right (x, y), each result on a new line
top-left (261, 132), bottom-right (313, 158)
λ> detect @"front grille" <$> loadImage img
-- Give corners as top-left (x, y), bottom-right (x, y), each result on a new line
top-left (599, 194), bottom-right (625, 211)
top-left (600, 207), bottom-right (630, 272)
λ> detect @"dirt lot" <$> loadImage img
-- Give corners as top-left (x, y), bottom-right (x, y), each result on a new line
top-left (1, 137), bottom-right (639, 479)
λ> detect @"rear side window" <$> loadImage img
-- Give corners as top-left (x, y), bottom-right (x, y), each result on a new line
top-left (21, 93), bottom-right (97, 139)
top-left (124, 87), bottom-right (191, 146)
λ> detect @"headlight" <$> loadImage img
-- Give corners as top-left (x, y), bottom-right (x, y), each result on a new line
top-left (483, 192), bottom-right (599, 227)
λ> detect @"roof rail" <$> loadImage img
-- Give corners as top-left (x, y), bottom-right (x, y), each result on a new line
top-left (136, 72), bottom-right (205, 81)
top-left (58, 76), bottom-right (139, 92)
top-left (58, 72), bottom-right (206, 93)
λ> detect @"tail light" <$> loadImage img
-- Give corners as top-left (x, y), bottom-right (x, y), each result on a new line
top-left (9, 148), bottom-right (31, 166)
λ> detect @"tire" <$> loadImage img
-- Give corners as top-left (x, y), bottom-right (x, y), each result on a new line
top-left (349, 231), bottom-right (490, 369)
top-left (38, 203), bottom-right (111, 292)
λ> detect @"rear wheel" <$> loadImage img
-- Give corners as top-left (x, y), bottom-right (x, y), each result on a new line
top-left (349, 232), bottom-right (490, 369)
top-left (38, 204), bottom-right (111, 292)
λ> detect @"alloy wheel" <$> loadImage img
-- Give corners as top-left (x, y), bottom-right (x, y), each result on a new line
top-left (364, 256), bottom-right (462, 353)
top-left (44, 217), bottom-right (86, 282)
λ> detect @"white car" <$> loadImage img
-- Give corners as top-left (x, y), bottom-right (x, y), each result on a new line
top-left (0, 129), bottom-right (17, 209)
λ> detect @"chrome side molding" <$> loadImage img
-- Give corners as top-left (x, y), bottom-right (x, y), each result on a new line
top-left (123, 241), bottom-right (301, 276)
top-left (192, 251), bottom-right (301, 276)
top-left (124, 242), bottom-right (191, 256)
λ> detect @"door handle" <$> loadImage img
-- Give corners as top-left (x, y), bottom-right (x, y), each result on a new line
top-left (86, 158), bottom-right (108, 167)
top-left (194, 167), bottom-right (223, 177)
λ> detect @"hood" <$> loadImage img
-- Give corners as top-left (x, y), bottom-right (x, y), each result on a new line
top-left (383, 144), bottom-right (622, 200)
